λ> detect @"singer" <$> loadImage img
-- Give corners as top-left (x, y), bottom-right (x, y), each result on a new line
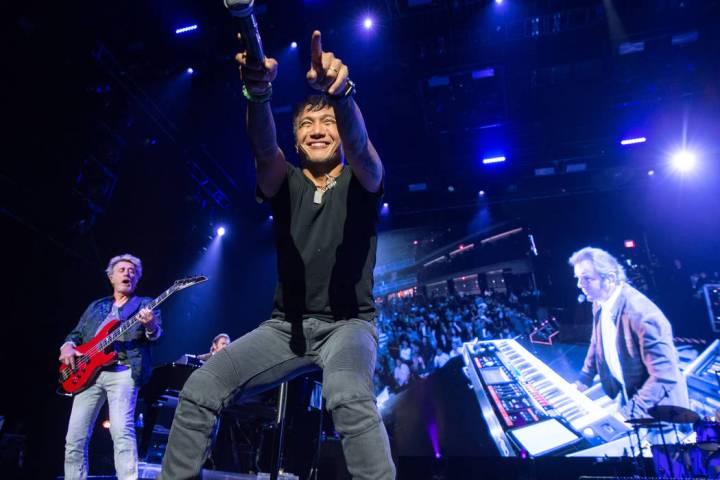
top-left (158, 30), bottom-right (395, 479)
top-left (570, 247), bottom-right (689, 418)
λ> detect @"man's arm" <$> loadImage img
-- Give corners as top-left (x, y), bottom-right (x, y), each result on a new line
top-left (620, 310), bottom-right (683, 416)
top-left (330, 97), bottom-right (383, 193)
top-left (59, 302), bottom-right (95, 368)
top-left (236, 47), bottom-right (286, 198)
top-left (247, 101), bottom-right (286, 198)
top-left (576, 318), bottom-right (599, 390)
top-left (306, 30), bottom-right (383, 193)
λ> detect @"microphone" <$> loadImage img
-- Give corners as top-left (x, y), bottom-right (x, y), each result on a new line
top-left (224, 0), bottom-right (265, 66)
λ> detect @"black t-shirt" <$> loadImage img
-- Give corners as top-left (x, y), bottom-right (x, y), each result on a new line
top-left (259, 162), bottom-right (383, 322)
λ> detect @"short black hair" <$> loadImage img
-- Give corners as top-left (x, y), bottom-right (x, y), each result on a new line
top-left (292, 94), bottom-right (331, 133)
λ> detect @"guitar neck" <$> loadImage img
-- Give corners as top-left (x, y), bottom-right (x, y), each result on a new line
top-left (104, 287), bottom-right (176, 344)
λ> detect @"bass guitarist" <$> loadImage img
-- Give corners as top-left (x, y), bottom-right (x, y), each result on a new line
top-left (59, 253), bottom-right (162, 480)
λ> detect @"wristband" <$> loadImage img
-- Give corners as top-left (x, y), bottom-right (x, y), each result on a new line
top-left (329, 79), bottom-right (356, 100)
top-left (242, 84), bottom-right (273, 103)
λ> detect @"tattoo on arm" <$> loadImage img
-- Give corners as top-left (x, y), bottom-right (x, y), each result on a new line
top-left (332, 98), bottom-right (383, 189)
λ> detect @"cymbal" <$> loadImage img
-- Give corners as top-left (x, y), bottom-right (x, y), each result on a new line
top-left (648, 405), bottom-right (700, 424)
top-left (695, 442), bottom-right (720, 452)
top-left (626, 417), bottom-right (665, 428)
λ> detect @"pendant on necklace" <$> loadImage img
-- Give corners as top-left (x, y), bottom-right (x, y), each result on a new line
top-left (314, 189), bottom-right (323, 204)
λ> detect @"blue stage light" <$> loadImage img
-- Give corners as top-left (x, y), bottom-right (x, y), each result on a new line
top-left (175, 25), bottom-right (198, 35)
top-left (620, 137), bottom-right (647, 146)
top-left (216, 226), bottom-right (226, 237)
top-left (482, 156), bottom-right (506, 165)
top-left (363, 17), bottom-right (374, 30)
top-left (187, 67), bottom-right (194, 75)
top-left (290, 41), bottom-right (298, 49)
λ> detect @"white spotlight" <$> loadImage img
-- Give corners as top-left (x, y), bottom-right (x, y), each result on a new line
top-left (216, 226), bottom-right (226, 237)
top-left (671, 150), bottom-right (697, 173)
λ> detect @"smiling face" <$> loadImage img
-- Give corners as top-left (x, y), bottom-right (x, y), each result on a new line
top-left (109, 260), bottom-right (139, 296)
top-left (294, 105), bottom-right (343, 167)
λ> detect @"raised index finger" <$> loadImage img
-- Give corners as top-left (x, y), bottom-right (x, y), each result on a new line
top-left (310, 30), bottom-right (323, 68)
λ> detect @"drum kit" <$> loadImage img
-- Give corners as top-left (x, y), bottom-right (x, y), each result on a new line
top-left (626, 405), bottom-right (720, 479)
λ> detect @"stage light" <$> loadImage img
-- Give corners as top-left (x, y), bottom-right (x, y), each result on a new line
top-left (175, 25), bottom-right (198, 35)
top-left (624, 239), bottom-right (636, 249)
top-left (216, 226), bottom-right (226, 237)
top-left (620, 137), bottom-right (647, 146)
top-left (383, 202), bottom-right (389, 209)
top-left (290, 41), bottom-right (297, 49)
top-left (495, 0), bottom-right (503, 4)
top-left (648, 169), bottom-right (655, 176)
top-left (102, 419), bottom-right (111, 429)
top-left (671, 150), bottom-right (697, 172)
top-left (186, 67), bottom-right (194, 75)
top-left (478, 190), bottom-right (486, 197)
top-left (482, 156), bottom-right (506, 165)
top-left (268, 215), bottom-right (273, 221)
top-left (363, 17), bottom-right (374, 30)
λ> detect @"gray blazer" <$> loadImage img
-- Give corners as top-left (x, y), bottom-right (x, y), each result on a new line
top-left (577, 283), bottom-right (689, 417)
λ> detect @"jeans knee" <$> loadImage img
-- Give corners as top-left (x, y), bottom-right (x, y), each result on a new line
top-left (324, 371), bottom-right (379, 438)
top-left (179, 369), bottom-right (230, 412)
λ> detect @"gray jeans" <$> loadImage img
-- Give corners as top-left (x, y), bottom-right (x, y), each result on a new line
top-left (64, 368), bottom-right (139, 480)
top-left (159, 317), bottom-right (395, 480)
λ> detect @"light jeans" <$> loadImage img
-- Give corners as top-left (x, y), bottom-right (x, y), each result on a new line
top-left (64, 367), bottom-right (139, 480)
top-left (159, 317), bottom-right (395, 480)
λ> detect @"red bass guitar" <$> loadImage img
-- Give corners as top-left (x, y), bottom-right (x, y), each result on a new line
top-left (58, 275), bottom-right (208, 395)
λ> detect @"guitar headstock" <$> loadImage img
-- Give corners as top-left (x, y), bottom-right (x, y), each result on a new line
top-left (173, 275), bottom-right (209, 290)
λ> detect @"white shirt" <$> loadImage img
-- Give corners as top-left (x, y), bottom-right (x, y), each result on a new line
top-left (394, 363), bottom-right (410, 387)
top-left (599, 284), bottom-right (625, 395)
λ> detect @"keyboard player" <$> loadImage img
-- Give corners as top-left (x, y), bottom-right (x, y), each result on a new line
top-left (569, 247), bottom-right (689, 419)
top-left (197, 333), bottom-right (232, 362)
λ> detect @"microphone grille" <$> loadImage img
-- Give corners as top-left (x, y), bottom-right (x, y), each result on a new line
top-left (224, 0), bottom-right (254, 17)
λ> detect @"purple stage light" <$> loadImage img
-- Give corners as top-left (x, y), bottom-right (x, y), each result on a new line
top-left (620, 137), bottom-right (647, 146)
top-left (216, 226), bottom-right (226, 237)
top-left (671, 150), bottom-right (697, 172)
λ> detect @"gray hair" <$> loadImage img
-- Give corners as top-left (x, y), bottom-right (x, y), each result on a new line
top-left (105, 253), bottom-right (143, 279)
top-left (568, 247), bottom-right (627, 283)
top-left (212, 333), bottom-right (231, 345)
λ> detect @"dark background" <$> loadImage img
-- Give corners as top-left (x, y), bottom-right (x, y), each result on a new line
top-left (3, 0), bottom-right (720, 477)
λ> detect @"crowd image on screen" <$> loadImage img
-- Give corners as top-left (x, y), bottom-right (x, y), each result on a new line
top-left (373, 288), bottom-right (542, 395)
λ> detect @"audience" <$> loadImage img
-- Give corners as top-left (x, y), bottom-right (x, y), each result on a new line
top-left (374, 290), bottom-right (540, 395)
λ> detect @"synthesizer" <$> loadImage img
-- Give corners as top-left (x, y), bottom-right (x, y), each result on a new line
top-left (684, 339), bottom-right (720, 419)
top-left (463, 339), bottom-right (632, 457)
